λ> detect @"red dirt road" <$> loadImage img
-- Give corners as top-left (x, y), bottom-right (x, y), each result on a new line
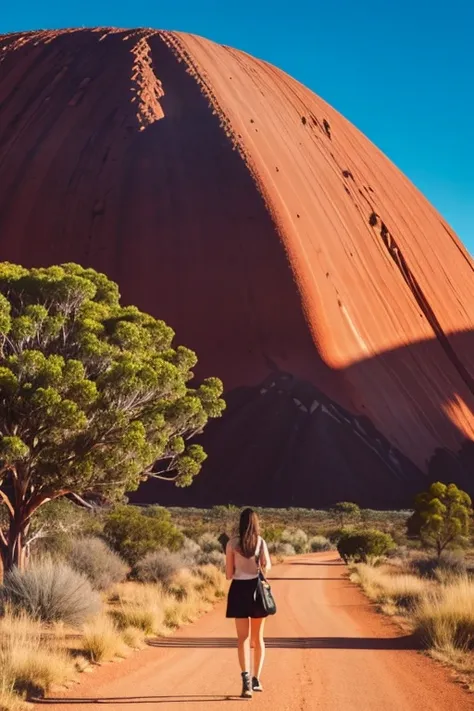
top-left (37, 554), bottom-right (472, 710)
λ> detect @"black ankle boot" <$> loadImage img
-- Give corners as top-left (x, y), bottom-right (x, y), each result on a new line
top-left (241, 672), bottom-right (252, 698)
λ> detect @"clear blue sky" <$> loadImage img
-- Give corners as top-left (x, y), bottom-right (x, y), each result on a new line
top-left (2, 0), bottom-right (473, 253)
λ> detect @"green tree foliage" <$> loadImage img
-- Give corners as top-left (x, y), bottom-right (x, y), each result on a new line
top-left (337, 529), bottom-right (395, 563)
top-left (0, 263), bottom-right (225, 571)
top-left (407, 482), bottom-right (472, 557)
top-left (104, 505), bottom-right (183, 564)
top-left (331, 501), bottom-right (361, 527)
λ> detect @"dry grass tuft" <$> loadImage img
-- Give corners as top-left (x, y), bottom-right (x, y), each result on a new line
top-left (0, 611), bottom-right (75, 698)
top-left (121, 626), bottom-right (146, 650)
top-left (82, 615), bottom-right (129, 663)
top-left (0, 682), bottom-right (29, 711)
top-left (194, 565), bottom-right (226, 602)
top-left (109, 583), bottom-right (166, 636)
top-left (413, 576), bottom-right (474, 650)
top-left (352, 564), bottom-right (429, 609)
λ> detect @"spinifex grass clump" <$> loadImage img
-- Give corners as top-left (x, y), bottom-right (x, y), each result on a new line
top-left (1, 559), bottom-right (101, 626)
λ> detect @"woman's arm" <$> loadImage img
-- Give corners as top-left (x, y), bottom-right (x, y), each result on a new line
top-left (260, 539), bottom-right (272, 573)
top-left (225, 540), bottom-right (235, 580)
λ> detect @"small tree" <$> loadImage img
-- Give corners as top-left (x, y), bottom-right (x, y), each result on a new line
top-left (331, 502), bottom-right (361, 527)
top-left (407, 482), bottom-right (472, 557)
top-left (0, 263), bottom-right (225, 572)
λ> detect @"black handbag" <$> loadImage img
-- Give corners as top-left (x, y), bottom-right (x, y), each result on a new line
top-left (255, 542), bottom-right (277, 615)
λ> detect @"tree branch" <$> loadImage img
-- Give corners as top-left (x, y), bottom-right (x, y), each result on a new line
top-left (0, 488), bottom-right (14, 518)
top-left (149, 472), bottom-right (179, 482)
top-left (0, 526), bottom-right (8, 548)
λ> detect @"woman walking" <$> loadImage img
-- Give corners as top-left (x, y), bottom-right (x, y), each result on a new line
top-left (226, 508), bottom-right (272, 698)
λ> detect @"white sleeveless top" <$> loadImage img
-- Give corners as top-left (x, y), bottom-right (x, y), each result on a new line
top-left (226, 535), bottom-right (271, 580)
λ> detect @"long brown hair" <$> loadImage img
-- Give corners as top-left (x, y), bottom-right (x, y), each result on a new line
top-left (239, 508), bottom-right (260, 558)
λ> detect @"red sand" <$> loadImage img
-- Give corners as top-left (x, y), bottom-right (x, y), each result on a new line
top-left (0, 29), bottom-right (472, 505)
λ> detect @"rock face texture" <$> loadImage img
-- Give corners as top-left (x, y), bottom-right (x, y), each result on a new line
top-left (0, 28), bottom-right (473, 506)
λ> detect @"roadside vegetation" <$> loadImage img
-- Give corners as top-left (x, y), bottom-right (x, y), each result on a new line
top-left (0, 509), bottom-right (227, 709)
top-left (347, 483), bottom-right (474, 691)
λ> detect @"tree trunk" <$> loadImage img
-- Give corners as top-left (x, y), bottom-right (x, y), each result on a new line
top-left (1, 517), bottom-right (26, 573)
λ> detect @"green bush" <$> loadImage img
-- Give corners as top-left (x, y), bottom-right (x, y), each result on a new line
top-left (309, 535), bottom-right (333, 552)
top-left (134, 550), bottom-right (186, 587)
top-left (262, 525), bottom-right (285, 543)
top-left (104, 505), bottom-right (183, 565)
top-left (0, 559), bottom-right (101, 625)
top-left (327, 526), bottom-right (354, 544)
top-left (68, 537), bottom-right (129, 590)
top-left (337, 529), bottom-right (395, 563)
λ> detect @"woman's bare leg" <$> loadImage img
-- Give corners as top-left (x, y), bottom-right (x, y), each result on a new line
top-left (250, 617), bottom-right (266, 680)
top-left (235, 618), bottom-right (251, 673)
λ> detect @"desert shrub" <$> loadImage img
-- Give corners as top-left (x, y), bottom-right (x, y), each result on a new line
top-left (386, 545), bottom-right (409, 560)
top-left (262, 525), bottom-right (285, 543)
top-left (134, 550), bottom-right (186, 587)
top-left (68, 537), bottom-right (129, 591)
top-left (104, 505), bottom-right (183, 565)
top-left (337, 529), bottom-right (395, 563)
top-left (180, 537), bottom-right (201, 564)
top-left (197, 550), bottom-right (225, 571)
top-left (181, 523), bottom-right (207, 541)
top-left (0, 559), bottom-right (101, 626)
top-left (410, 552), bottom-right (467, 581)
top-left (82, 615), bottom-right (128, 662)
top-left (197, 533), bottom-right (222, 554)
top-left (309, 535), bottom-right (333, 552)
top-left (281, 529), bottom-right (308, 554)
top-left (331, 502), bottom-right (361, 526)
top-left (267, 542), bottom-right (295, 557)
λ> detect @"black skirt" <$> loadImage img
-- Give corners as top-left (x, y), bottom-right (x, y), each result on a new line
top-left (226, 577), bottom-right (269, 619)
